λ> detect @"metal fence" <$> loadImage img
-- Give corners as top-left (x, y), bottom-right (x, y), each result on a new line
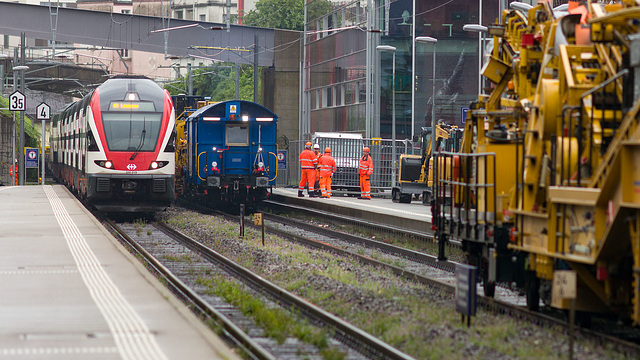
top-left (275, 138), bottom-right (417, 194)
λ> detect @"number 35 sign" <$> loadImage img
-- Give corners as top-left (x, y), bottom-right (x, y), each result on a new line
top-left (9, 90), bottom-right (26, 111)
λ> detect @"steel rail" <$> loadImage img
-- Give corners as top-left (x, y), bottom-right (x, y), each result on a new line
top-left (99, 214), bottom-right (276, 360)
top-left (262, 211), bottom-right (457, 273)
top-left (155, 221), bottom-right (417, 360)
top-left (263, 199), bottom-right (463, 249)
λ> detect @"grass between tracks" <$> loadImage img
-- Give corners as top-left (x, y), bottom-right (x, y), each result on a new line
top-left (161, 209), bottom-right (635, 360)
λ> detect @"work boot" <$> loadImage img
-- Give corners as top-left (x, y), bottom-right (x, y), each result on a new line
top-left (309, 192), bottom-right (317, 198)
top-left (298, 190), bottom-right (304, 197)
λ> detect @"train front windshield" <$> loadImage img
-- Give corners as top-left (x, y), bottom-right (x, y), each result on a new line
top-left (102, 112), bottom-right (163, 152)
top-left (97, 77), bottom-right (167, 152)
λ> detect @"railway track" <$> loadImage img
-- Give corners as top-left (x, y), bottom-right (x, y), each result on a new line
top-left (97, 212), bottom-right (414, 360)
top-left (93, 199), bottom-right (640, 358)
top-left (257, 200), bottom-right (640, 353)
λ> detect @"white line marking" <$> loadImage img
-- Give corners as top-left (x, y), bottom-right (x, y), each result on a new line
top-left (43, 186), bottom-right (169, 360)
top-left (1, 347), bottom-right (118, 356)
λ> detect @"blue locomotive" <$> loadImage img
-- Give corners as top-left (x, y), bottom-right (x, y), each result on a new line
top-left (176, 99), bottom-right (278, 207)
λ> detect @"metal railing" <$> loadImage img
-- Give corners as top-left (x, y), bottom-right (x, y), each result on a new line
top-left (276, 138), bottom-right (416, 194)
top-left (433, 151), bottom-right (496, 242)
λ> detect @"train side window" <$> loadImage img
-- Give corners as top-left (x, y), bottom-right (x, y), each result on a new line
top-left (226, 124), bottom-right (249, 146)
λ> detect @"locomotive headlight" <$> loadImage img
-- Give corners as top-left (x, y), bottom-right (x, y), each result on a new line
top-left (212, 161), bottom-right (218, 167)
top-left (148, 161), bottom-right (168, 170)
top-left (212, 147), bottom-right (217, 151)
top-left (242, 115), bottom-right (249, 121)
top-left (95, 160), bottom-right (115, 169)
top-left (258, 147), bottom-right (263, 152)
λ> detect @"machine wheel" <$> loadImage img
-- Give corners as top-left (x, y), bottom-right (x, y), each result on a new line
top-left (399, 194), bottom-right (412, 203)
top-left (392, 188), bottom-right (400, 203)
top-left (483, 281), bottom-right (496, 298)
top-left (526, 278), bottom-right (540, 311)
top-left (422, 190), bottom-right (431, 205)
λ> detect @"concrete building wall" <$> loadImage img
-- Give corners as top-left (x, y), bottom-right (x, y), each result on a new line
top-left (262, 29), bottom-right (300, 149)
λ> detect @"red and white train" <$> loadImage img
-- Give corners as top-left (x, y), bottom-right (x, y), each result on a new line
top-left (49, 75), bottom-right (175, 212)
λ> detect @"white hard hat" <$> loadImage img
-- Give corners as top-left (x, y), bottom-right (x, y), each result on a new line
top-left (313, 143), bottom-right (320, 149)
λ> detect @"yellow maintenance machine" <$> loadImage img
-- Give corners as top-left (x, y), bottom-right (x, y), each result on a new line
top-left (392, 124), bottom-right (462, 204)
top-left (172, 95), bottom-right (204, 196)
top-left (433, 0), bottom-right (640, 324)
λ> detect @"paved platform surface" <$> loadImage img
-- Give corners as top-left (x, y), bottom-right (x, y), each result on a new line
top-left (269, 187), bottom-right (432, 235)
top-left (0, 185), bottom-right (239, 360)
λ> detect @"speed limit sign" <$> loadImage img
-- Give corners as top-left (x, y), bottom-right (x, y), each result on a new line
top-left (9, 91), bottom-right (26, 111)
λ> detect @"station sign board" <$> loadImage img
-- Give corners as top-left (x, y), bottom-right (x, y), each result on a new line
top-left (25, 147), bottom-right (39, 168)
top-left (277, 150), bottom-right (287, 170)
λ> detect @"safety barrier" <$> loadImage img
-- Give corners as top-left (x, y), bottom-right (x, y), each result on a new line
top-left (276, 138), bottom-right (416, 194)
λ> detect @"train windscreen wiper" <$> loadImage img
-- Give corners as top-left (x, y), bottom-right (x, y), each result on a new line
top-left (130, 118), bottom-right (146, 160)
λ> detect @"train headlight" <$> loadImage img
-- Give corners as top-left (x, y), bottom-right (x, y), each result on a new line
top-left (148, 161), bottom-right (168, 170)
top-left (242, 115), bottom-right (249, 121)
top-left (212, 161), bottom-right (218, 167)
top-left (95, 160), bottom-right (115, 169)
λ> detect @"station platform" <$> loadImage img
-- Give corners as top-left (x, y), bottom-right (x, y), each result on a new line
top-left (0, 185), bottom-right (239, 360)
top-left (269, 187), bottom-right (432, 235)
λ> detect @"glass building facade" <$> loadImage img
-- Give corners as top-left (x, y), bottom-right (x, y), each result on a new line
top-left (303, 0), bottom-right (500, 140)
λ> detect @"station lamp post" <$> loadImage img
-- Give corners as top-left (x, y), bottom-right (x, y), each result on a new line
top-left (415, 36), bottom-right (437, 158)
top-left (463, 24), bottom-right (488, 96)
top-left (13, 65), bottom-right (28, 185)
top-left (376, 45), bottom-right (397, 187)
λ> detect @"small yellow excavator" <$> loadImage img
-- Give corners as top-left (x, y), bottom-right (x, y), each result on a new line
top-left (392, 124), bottom-right (462, 204)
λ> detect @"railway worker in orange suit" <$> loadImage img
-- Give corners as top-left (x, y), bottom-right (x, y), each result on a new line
top-left (318, 147), bottom-right (336, 198)
top-left (313, 143), bottom-right (322, 196)
top-left (358, 147), bottom-right (373, 199)
top-left (299, 141), bottom-right (318, 197)
top-left (9, 164), bottom-right (17, 186)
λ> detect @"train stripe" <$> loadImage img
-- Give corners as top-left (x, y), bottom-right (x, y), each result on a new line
top-left (43, 186), bottom-right (169, 360)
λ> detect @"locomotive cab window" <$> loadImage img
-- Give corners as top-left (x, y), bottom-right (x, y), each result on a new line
top-left (102, 112), bottom-right (162, 152)
top-left (225, 124), bottom-right (249, 146)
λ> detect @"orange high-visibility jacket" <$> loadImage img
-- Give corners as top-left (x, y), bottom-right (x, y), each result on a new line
top-left (299, 149), bottom-right (318, 170)
top-left (318, 154), bottom-right (336, 177)
top-left (359, 154), bottom-right (373, 176)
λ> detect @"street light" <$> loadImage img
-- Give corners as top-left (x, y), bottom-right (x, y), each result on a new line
top-left (415, 36), bottom-right (437, 160)
top-left (13, 65), bottom-right (28, 186)
top-left (376, 45), bottom-right (397, 187)
top-left (463, 24), bottom-right (488, 96)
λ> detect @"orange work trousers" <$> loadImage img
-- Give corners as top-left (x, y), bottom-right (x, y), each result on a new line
top-left (360, 175), bottom-right (371, 199)
top-left (319, 176), bottom-right (332, 198)
top-left (299, 169), bottom-right (316, 192)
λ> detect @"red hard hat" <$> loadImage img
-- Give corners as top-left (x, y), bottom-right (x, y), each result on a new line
top-left (363, 147), bottom-right (370, 152)
top-left (305, 141), bottom-right (312, 149)
top-left (325, 147), bottom-right (331, 153)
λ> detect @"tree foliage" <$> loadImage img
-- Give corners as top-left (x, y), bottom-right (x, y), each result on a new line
top-left (164, 64), bottom-right (258, 102)
top-left (243, 0), bottom-right (304, 31)
top-left (243, 0), bottom-right (333, 31)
